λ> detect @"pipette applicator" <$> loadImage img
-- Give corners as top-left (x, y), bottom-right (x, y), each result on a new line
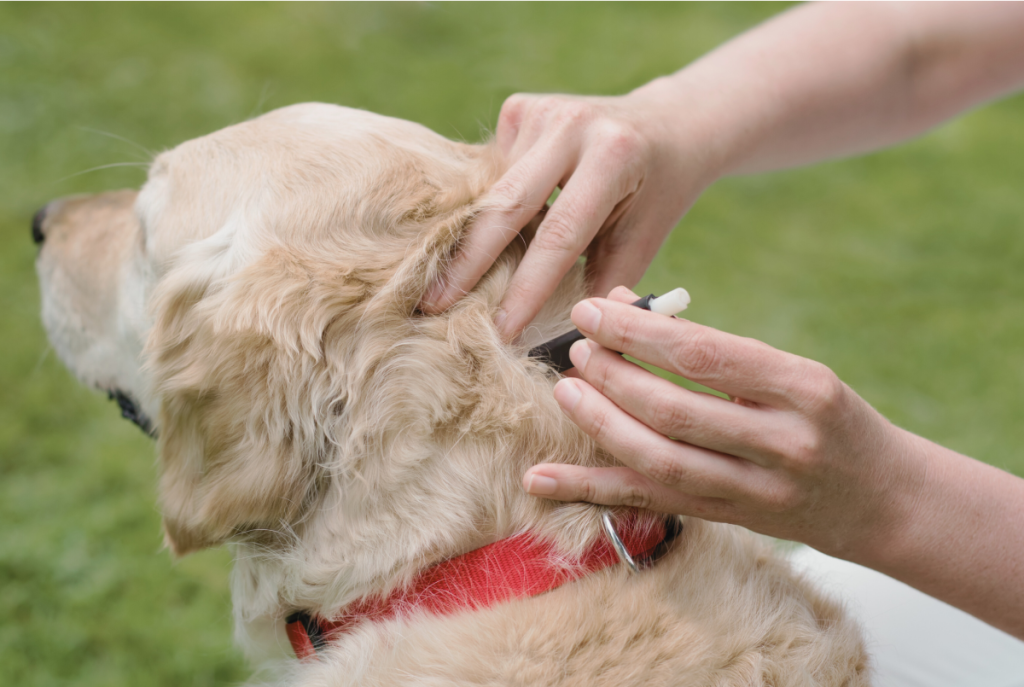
top-left (528, 288), bottom-right (690, 373)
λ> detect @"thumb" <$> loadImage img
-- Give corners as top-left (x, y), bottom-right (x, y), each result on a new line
top-left (605, 285), bottom-right (641, 304)
top-left (584, 248), bottom-right (651, 305)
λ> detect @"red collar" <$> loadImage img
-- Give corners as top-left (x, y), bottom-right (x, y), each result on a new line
top-left (286, 512), bottom-right (681, 660)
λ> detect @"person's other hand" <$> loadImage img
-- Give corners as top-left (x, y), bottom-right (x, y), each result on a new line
top-left (523, 286), bottom-right (924, 562)
top-left (420, 88), bottom-right (718, 340)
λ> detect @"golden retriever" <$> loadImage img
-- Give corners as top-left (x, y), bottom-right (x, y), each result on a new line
top-left (34, 103), bottom-right (869, 686)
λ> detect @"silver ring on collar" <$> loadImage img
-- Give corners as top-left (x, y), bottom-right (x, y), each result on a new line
top-left (601, 511), bottom-right (640, 574)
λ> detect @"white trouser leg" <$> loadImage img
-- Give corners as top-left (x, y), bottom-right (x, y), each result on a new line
top-left (787, 546), bottom-right (1024, 687)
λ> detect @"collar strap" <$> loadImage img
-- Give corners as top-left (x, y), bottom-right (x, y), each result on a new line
top-left (286, 512), bottom-right (681, 660)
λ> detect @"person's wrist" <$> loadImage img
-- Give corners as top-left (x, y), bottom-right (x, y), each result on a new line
top-left (839, 423), bottom-right (935, 570)
top-left (627, 71), bottom-right (757, 186)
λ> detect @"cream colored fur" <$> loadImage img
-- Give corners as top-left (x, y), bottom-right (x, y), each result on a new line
top-left (35, 103), bottom-right (870, 686)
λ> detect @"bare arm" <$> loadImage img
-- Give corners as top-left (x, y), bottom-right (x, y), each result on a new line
top-left (423, 2), bottom-right (1024, 338)
top-left (647, 1), bottom-right (1024, 175)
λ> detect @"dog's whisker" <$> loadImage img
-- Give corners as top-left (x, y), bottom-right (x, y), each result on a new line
top-left (77, 126), bottom-right (157, 159)
top-left (30, 345), bottom-right (54, 378)
top-left (55, 161), bottom-right (150, 184)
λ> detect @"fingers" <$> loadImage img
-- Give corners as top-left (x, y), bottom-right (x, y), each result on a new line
top-left (567, 339), bottom-right (792, 465)
top-left (495, 149), bottom-right (641, 337)
top-left (522, 464), bottom-right (736, 520)
top-left (495, 93), bottom-right (529, 155)
top-left (551, 376), bottom-right (755, 499)
top-left (422, 92), bottom-right (664, 340)
top-left (570, 297), bottom-right (802, 406)
top-left (420, 143), bottom-right (571, 314)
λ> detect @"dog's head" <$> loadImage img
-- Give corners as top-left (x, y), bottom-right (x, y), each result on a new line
top-left (36, 104), bottom-right (590, 560)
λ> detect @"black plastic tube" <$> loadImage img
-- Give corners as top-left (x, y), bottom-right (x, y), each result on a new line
top-left (528, 294), bottom-right (655, 373)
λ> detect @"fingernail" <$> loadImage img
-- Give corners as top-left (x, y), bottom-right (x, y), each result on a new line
top-left (553, 378), bottom-right (583, 412)
top-left (568, 339), bottom-right (591, 372)
top-left (572, 300), bottom-right (601, 334)
top-left (525, 473), bottom-right (558, 496)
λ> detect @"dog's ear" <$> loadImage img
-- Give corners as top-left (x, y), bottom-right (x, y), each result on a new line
top-left (146, 142), bottom-right (502, 555)
top-left (145, 209), bottom-right (482, 555)
top-left (146, 243), bottom-right (374, 555)
top-left (379, 202), bottom-right (481, 311)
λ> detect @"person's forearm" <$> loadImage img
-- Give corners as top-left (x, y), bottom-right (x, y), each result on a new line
top-left (631, 2), bottom-right (1024, 177)
top-left (863, 429), bottom-right (1024, 639)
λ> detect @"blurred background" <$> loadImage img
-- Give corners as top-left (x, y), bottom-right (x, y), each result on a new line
top-left (2, 3), bottom-right (1022, 685)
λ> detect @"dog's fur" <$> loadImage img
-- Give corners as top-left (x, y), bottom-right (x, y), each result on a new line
top-left (35, 103), bottom-right (869, 685)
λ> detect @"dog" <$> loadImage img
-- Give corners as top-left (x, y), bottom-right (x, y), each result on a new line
top-left (34, 103), bottom-right (869, 685)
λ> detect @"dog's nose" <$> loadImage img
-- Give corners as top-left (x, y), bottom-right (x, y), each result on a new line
top-left (31, 204), bottom-right (48, 246)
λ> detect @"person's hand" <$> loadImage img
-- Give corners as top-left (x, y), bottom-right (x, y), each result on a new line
top-left (522, 286), bottom-right (925, 562)
top-left (420, 88), bottom-right (718, 340)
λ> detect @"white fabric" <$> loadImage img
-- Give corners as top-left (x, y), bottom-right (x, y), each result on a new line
top-left (788, 546), bottom-right (1024, 687)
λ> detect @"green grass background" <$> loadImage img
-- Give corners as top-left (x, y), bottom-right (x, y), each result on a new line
top-left (2, 3), bottom-right (1022, 685)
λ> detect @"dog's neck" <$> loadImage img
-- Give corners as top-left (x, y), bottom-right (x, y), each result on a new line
top-left (231, 267), bottom-right (609, 632)
top-left (284, 510), bottom-right (679, 659)
top-left (239, 395), bottom-right (605, 621)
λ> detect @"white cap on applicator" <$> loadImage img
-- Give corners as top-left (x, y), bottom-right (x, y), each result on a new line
top-left (648, 287), bottom-right (690, 316)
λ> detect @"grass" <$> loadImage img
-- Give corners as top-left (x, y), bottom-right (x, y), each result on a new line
top-left (2, 3), bottom-right (1022, 685)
